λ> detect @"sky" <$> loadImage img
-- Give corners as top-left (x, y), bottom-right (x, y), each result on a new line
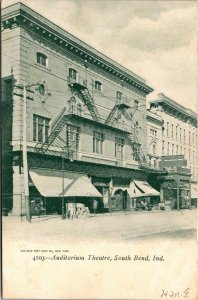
top-left (2, 0), bottom-right (197, 112)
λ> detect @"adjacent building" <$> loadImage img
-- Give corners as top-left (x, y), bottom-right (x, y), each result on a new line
top-left (149, 93), bottom-right (197, 182)
top-left (149, 93), bottom-right (197, 209)
top-left (146, 110), bottom-right (163, 169)
top-left (2, 3), bottom-right (160, 217)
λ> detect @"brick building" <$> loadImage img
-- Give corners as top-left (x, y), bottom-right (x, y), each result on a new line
top-left (2, 3), bottom-right (161, 216)
top-left (146, 110), bottom-right (163, 169)
top-left (149, 93), bottom-right (197, 209)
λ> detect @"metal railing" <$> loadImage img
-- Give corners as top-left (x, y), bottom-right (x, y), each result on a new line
top-left (51, 107), bottom-right (67, 132)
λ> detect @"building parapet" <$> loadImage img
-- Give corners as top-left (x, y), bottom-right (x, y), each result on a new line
top-left (150, 93), bottom-right (197, 124)
top-left (146, 110), bottom-right (164, 126)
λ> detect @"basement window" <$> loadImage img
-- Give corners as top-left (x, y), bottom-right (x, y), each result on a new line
top-left (37, 52), bottom-right (48, 67)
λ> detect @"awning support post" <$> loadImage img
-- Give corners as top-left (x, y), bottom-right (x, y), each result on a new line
top-left (177, 178), bottom-right (180, 210)
top-left (62, 153), bottom-right (65, 219)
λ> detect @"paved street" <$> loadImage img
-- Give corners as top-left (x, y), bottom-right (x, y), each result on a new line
top-left (3, 209), bottom-right (197, 242)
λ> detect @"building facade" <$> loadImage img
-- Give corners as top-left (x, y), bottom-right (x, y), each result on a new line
top-left (149, 93), bottom-right (197, 209)
top-left (146, 110), bottom-right (163, 169)
top-left (149, 93), bottom-right (197, 182)
top-left (2, 3), bottom-right (160, 216)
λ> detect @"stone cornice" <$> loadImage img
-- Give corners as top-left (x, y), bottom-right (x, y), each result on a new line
top-left (2, 3), bottom-right (154, 95)
top-left (150, 94), bottom-right (197, 126)
top-left (146, 111), bottom-right (164, 126)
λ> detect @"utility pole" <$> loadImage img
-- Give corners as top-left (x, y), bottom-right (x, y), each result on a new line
top-left (62, 150), bottom-right (65, 220)
top-left (22, 81), bottom-right (45, 222)
top-left (23, 85), bottom-right (31, 222)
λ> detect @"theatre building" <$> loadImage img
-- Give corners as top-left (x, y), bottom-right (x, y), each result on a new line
top-left (2, 3), bottom-right (161, 217)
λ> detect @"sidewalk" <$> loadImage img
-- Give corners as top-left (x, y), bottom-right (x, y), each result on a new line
top-left (3, 206), bottom-right (197, 223)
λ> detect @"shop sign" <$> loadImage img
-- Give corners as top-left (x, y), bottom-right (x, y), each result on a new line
top-left (159, 159), bottom-right (187, 168)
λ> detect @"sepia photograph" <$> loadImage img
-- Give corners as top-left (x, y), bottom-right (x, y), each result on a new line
top-left (1, 0), bottom-right (197, 299)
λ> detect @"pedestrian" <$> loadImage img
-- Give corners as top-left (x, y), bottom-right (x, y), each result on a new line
top-left (93, 199), bottom-right (98, 214)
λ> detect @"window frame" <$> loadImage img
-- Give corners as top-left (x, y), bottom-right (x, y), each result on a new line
top-left (115, 137), bottom-right (124, 159)
top-left (93, 131), bottom-right (105, 154)
top-left (94, 80), bottom-right (102, 92)
top-left (134, 100), bottom-right (139, 109)
top-left (116, 91), bottom-right (122, 100)
top-left (36, 52), bottom-right (48, 67)
top-left (33, 114), bottom-right (50, 143)
top-left (69, 68), bottom-right (78, 81)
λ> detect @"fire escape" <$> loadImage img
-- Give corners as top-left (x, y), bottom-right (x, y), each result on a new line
top-left (68, 78), bottom-right (100, 122)
top-left (105, 98), bottom-right (130, 127)
top-left (105, 98), bottom-right (148, 167)
top-left (34, 107), bottom-right (79, 160)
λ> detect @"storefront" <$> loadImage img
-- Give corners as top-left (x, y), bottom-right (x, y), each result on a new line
top-left (109, 179), bottom-right (160, 212)
top-left (29, 168), bottom-right (102, 216)
top-left (128, 180), bottom-right (160, 211)
top-left (191, 184), bottom-right (197, 208)
top-left (27, 152), bottom-right (155, 216)
top-left (160, 171), bottom-right (191, 210)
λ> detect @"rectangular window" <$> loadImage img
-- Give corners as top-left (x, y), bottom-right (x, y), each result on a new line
top-left (69, 68), bottom-right (77, 81)
top-left (176, 126), bottom-right (178, 140)
top-left (134, 100), bottom-right (139, 109)
top-left (172, 144), bottom-right (174, 155)
top-left (189, 131), bottom-right (191, 145)
top-left (171, 124), bottom-right (174, 138)
top-left (167, 122), bottom-right (169, 137)
top-left (189, 149), bottom-right (191, 162)
top-left (184, 130), bottom-right (186, 143)
top-left (66, 125), bottom-right (80, 150)
top-left (176, 145), bottom-right (178, 155)
top-left (115, 137), bottom-right (124, 159)
top-left (180, 146), bottom-right (182, 154)
top-left (37, 52), bottom-right (47, 67)
top-left (93, 132), bottom-right (104, 154)
top-left (180, 128), bottom-right (182, 142)
top-left (95, 81), bottom-right (102, 92)
top-left (33, 114), bottom-right (50, 143)
top-left (162, 140), bottom-right (165, 155)
top-left (167, 142), bottom-right (170, 155)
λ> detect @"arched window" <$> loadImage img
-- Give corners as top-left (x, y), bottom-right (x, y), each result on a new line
top-left (116, 91), bottom-right (122, 100)
top-left (95, 80), bottom-right (102, 92)
top-left (37, 52), bottom-right (48, 67)
top-left (68, 96), bottom-right (76, 114)
top-left (69, 68), bottom-right (78, 81)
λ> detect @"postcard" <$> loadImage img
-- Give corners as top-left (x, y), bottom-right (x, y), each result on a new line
top-left (1, 0), bottom-right (197, 299)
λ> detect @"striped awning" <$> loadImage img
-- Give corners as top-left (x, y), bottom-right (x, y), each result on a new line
top-left (29, 168), bottom-right (102, 198)
top-left (191, 185), bottom-right (197, 199)
top-left (133, 180), bottom-right (160, 197)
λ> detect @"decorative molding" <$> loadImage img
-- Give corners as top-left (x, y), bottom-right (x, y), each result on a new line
top-left (2, 4), bottom-right (154, 95)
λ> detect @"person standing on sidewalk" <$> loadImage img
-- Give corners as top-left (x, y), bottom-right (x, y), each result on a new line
top-left (93, 199), bottom-right (98, 214)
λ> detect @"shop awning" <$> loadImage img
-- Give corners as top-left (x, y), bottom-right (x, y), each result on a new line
top-left (133, 180), bottom-right (160, 197)
top-left (29, 169), bottom-right (102, 198)
top-left (127, 182), bottom-right (144, 198)
top-left (191, 185), bottom-right (197, 199)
